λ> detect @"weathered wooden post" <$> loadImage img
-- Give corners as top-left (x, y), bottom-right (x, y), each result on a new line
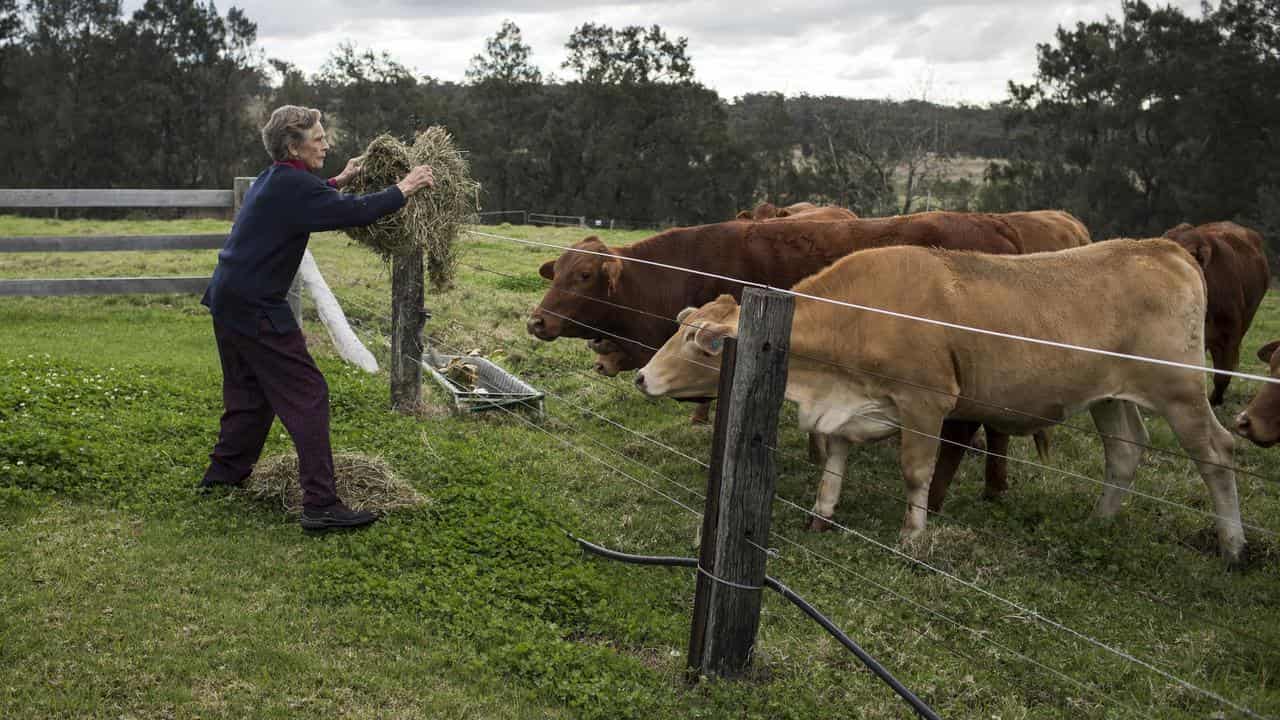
top-left (232, 177), bottom-right (252, 216)
top-left (389, 246), bottom-right (426, 413)
top-left (235, 176), bottom-right (303, 326)
top-left (687, 287), bottom-right (794, 679)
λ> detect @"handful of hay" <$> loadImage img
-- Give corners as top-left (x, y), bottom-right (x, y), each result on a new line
top-left (340, 127), bottom-right (479, 288)
top-left (244, 452), bottom-right (427, 516)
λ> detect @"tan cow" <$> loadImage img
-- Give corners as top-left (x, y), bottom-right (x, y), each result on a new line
top-left (636, 240), bottom-right (1244, 563)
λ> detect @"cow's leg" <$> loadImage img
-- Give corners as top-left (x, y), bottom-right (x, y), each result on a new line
top-left (1032, 429), bottom-right (1052, 462)
top-left (929, 420), bottom-right (979, 512)
top-left (982, 428), bottom-right (1011, 501)
top-left (1089, 399), bottom-right (1148, 518)
top-left (899, 411), bottom-right (946, 538)
top-left (1207, 323), bottom-right (1241, 407)
top-left (1158, 394), bottom-right (1245, 564)
top-left (690, 400), bottom-right (711, 425)
top-left (808, 434), bottom-right (849, 532)
top-left (808, 432), bottom-right (828, 466)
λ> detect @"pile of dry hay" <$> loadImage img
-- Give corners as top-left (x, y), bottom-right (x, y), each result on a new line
top-left (244, 452), bottom-right (427, 515)
top-left (340, 127), bottom-right (479, 288)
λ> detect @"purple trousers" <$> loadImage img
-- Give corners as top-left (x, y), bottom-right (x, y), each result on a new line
top-left (203, 318), bottom-right (338, 509)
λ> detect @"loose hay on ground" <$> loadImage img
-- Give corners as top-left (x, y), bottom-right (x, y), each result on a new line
top-left (245, 452), bottom-right (427, 515)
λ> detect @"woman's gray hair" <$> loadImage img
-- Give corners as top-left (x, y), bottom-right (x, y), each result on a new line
top-left (261, 106), bottom-right (322, 161)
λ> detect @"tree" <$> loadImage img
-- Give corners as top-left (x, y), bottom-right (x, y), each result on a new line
top-left (994, 1), bottom-right (1280, 238)
top-left (466, 19), bottom-right (540, 85)
top-left (316, 43), bottom-right (420, 160)
top-left (562, 23), bottom-right (693, 84)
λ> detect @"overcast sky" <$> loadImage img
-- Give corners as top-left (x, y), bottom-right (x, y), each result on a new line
top-left (126, 0), bottom-right (1207, 105)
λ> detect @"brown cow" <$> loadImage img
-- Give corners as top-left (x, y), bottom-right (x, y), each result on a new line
top-left (1236, 340), bottom-right (1280, 447)
top-left (1163, 221), bottom-right (1270, 406)
top-left (528, 213), bottom-right (1029, 505)
top-left (999, 210), bottom-right (1091, 252)
top-left (636, 240), bottom-right (1245, 564)
top-left (735, 202), bottom-right (857, 221)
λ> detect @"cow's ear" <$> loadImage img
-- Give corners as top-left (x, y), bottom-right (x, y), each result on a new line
top-left (603, 255), bottom-right (623, 295)
top-left (1164, 222), bottom-right (1194, 238)
top-left (736, 210), bottom-right (751, 220)
top-left (1257, 340), bottom-right (1280, 364)
top-left (539, 260), bottom-right (556, 280)
top-left (693, 323), bottom-right (729, 355)
top-left (676, 306), bottom-right (698, 324)
top-left (1190, 238), bottom-right (1213, 269)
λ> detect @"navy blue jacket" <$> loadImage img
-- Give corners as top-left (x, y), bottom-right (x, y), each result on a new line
top-left (202, 164), bottom-right (405, 337)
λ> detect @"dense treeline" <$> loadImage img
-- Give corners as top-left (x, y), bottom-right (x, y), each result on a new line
top-left (1, 1), bottom-right (1277, 254)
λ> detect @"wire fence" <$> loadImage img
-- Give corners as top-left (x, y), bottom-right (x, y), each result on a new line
top-left (311, 229), bottom-right (1280, 719)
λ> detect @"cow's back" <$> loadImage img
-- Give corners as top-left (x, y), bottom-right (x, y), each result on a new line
top-left (789, 240), bottom-right (1206, 429)
top-left (592, 214), bottom-right (1042, 369)
top-left (1001, 210), bottom-right (1092, 253)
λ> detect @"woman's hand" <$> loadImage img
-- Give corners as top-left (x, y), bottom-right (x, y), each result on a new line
top-left (332, 155), bottom-right (364, 188)
top-left (397, 165), bottom-right (435, 197)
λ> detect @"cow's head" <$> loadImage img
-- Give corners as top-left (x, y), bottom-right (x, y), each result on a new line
top-left (750, 202), bottom-right (780, 220)
top-left (527, 236), bottom-right (623, 341)
top-left (1236, 340), bottom-right (1280, 447)
top-left (1164, 223), bottom-right (1213, 269)
top-left (634, 295), bottom-right (741, 399)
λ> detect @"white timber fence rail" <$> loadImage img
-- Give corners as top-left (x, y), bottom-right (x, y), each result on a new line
top-left (0, 179), bottom-right (303, 325)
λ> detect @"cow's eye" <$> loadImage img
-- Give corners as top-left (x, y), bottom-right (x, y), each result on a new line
top-left (579, 271), bottom-right (591, 281)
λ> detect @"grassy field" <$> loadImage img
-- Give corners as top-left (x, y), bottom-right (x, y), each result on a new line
top-left (1, 215), bottom-right (1279, 719)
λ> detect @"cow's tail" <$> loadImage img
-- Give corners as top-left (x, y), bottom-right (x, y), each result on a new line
top-left (1033, 429), bottom-right (1051, 462)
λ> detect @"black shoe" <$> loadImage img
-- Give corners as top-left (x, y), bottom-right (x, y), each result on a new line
top-left (300, 502), bottom-right (378, 531)
top-left (198, 475), bottom-right (244, 493)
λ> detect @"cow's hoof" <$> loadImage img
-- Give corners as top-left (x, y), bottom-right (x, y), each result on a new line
top-left (806, 515), bottom-right (834, 532)
top-left (981, 486), bottom-right (1008, 501)
top-left (1210, 395), bottom-right (1226, 408)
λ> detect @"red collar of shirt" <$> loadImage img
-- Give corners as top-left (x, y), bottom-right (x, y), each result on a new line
top-left (275, 158), bottom-right (339, 187)
top-left (274, 158), bottom-right (310, 172)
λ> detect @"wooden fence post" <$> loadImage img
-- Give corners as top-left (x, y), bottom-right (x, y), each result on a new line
top-left (687, 287), bottom-right (794, 679)
top-left (233, 177), bottom-right (252, 217)
top-left (390, 245), bottom-right (426, 413)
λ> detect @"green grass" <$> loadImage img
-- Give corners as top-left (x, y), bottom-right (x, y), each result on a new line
top-left (1, 215), bottom-right (1279, 719)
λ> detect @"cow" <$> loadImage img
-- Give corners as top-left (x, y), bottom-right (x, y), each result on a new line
top-left (735, 202), bottom-right (857, 222)
top-left (998, 210), bottom-right (1091, 252)
top-left (635, 240), bottom-right (1245, 564)
top-left (529, 212), bottom-right (1036, 507)
top-left (1162, 221), bottom-right (1270, 406)
top-left (1235, 340), bottom-right (1280, 447)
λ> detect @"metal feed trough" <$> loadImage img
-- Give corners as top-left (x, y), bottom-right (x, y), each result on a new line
top-left (422, 353), bottom-right (545, 419)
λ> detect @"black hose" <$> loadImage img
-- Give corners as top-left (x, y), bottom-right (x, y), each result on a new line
top-left (570, 534), bottom-right (943, 720)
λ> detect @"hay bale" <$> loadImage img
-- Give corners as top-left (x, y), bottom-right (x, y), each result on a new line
top-left (244, 452), bottom-right (427, 516)
top-left (341, 127), bottom-right (479, 290)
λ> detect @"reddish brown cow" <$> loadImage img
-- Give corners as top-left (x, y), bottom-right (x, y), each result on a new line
top-left (999, 210), bottom-right (1091, 252)
top-left (528, 212), bottom-right (1029, 505)
top-left (735, 202), bottom-right (857, 221)
top-left (1237, 341), bottom-right (1280, 446)
top-left (1163, 221), bottom-right (1271, 406)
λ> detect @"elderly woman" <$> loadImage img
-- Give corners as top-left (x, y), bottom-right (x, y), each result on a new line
top-left (199, 105), bottom-right (434, 531)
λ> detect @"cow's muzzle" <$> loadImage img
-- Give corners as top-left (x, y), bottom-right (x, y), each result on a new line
top-left (1235, 410), bottom-right (1277, 447)
top-left (526, 314), bottom-right (556, 341)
